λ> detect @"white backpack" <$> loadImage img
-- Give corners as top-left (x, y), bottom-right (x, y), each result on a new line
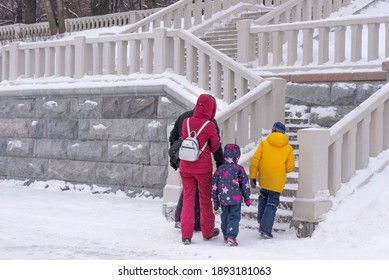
top-left (178, 118), bottom-right (210, 162)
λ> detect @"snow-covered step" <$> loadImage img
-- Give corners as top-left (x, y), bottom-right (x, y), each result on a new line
top-left (203, 38), bottom-right (237, 46)
top-left (199, 8), bottom-right (270, 62)
top-left (201, 34), bottom-right (237, 41)
top-left (241, 207), bottom-right (293, 223)
top-left (285, 117), bottom-right (309, 125)
top-left (202, 30), bottom-right (237, 37)
top-left (239, 216), bottom-right (290, 232)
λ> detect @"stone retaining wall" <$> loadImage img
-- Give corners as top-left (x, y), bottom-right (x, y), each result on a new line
top-left (0, 86), bottom-right (187, 196)
top-left (286, 81), bottom-right (385, 127)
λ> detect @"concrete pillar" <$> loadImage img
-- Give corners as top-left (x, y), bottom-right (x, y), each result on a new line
top-left (272, 31), bottom-right (283, 66)
top-left (129, 40), bottom-right (140, 74)
top-left (356, 116), bottom-right (371, 170)
top-left (64, 45), bottom-right (74, 77)
top-left (334, 26), bottom-right (346, 63)
top-left (154, 28), bottom-right (174, 74)
top-left (25, 49), bottom-right (34, 78)
top-left (302, 28), bottom-right (313, 65)
top-left (55, 47), bottom-right (65, 76)
top-left (318, 27), bottom-right (330, 64)
top-left (236, 20), bottom-right (256, 64)
top-left (303, 0), bottom-right (313, 21)
top-left (44, 47), bottom-right (55, 77)
top-left (9, 43), bottom-right (24, 80)
top-left (350, 25), bottom-right (362, 62)
top-left (367, 23), bottom-right (379, 61)
top-left (103, 41), bottom-right (115, 75)
top-left (162, 124), bottom-right (182, 218)
top-left (313, 0), bottom-right (322, 20)
top-left (292, 128), bottom-right (333, 237)
top-left (34, 48), bottom-right (45, 78)
top-left (1, 49), bottom-right (10, 81)
top-left (267, 78), bottom-right (286, 128)
top-left (142, 39), bottom-right (154, 74)
top-left (258, 32), bottom-right (269, 66)
top-left (194, 0), bottom-right (202, 25)
top-left (198, 51), bottom-right (210, 90)
top-left (287, 30), bottom-right (298, 66)
top-left (116, 40), bottom-right (128, 75)
top-left (386, 23), bottom-right (389, 58)
top-left (92, 43), bottom-right (103, 75)
top-left (370, 106), bottom-right (384, 157)
top-left (74, 36), bottom-right (86, 79)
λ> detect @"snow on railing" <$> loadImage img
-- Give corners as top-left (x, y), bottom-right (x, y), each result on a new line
top-left (256, 0), bottom-right (351, 26)
top-left (0, 27), bottom-right (284, 147)
top-left (0, 9), bottom-right (158, 43)
top-left (0, 0), bottom-right (289, 43)
top-left (119, 0), bottom-right (286, 34)
top-left (65, 9), bottom-right (158, 33)
top-left (215, 78), bottom-right (285, 146)
top-left (237, 0), bottom-right (352, 63)
top-left (294, 81), bottom-right (389, 227)
top-left (242, 14), bottom-right (389, 71)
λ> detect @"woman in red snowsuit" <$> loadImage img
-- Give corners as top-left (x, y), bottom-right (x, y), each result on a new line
top-left (179, 94), bottom-right (221, 244)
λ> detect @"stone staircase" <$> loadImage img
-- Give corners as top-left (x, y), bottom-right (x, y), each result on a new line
top-left (199, 10), bottom-right (268, 60)
top-left (164, 1), bottom-right (386, 233)
top-left (239, 104), bottom-right (313, 232)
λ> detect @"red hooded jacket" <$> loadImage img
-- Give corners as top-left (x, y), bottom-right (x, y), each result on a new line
top-left (179, 94), bottom-right (221, 174)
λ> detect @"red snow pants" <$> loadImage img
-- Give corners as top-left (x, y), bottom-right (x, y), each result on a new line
top-left (180, 171), bottom-right (215, 240)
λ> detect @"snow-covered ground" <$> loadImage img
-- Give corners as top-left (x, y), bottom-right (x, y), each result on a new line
top-left (0, 151), bottom-right (388, 280)
top-left (1, 149), bottom-right (389, 261)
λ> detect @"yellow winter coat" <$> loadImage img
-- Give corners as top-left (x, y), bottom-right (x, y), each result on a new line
top-left (249, 132), bottom-right (295, 193)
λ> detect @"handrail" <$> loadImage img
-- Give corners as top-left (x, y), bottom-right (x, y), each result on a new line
top-left (295, 81), bottom-right (389, 227)
top-left (65, 9), bottom-right (159, 33)
top-left (216, 80), bottom-right (273, 123)
top-left (245, 14), bottom-right (389, 70)
top-left (0, 8), bottom-right (159, 43)
top-left (237, 0), bottom-right (352, 63)
top-left (252, 14), bottom-right (389, 32)
top-left (169, 29), bottom-right (263, 87)
top-left (0, 26), bottom-right (284, 147)
top-left (119, 0), bottom-right (192, 33)
top-left (330, 82), bottom-right (389, 145)
top-left (256, 0), bottom-right (351, 25)
top-left (119, 0), bottom-right (244, 34)
top-left (0, 0), bottom-right (290, 43)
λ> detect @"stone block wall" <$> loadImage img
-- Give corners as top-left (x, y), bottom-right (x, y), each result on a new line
top-left (286, 81), bottom-right (385, 127)
top-left (0, 86), bottom-right (187, 196)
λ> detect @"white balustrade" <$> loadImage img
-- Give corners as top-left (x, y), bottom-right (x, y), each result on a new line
top-left (240, 14), bottom-right (389, 71)
top-left (120, 0), bottom-right (285, 35)
top-left (237, 0), bottom-right (351, 63)
top-left (0, 9), bottom-right (159, 42)
top-left (0, 26), bottom-right (283, 150)
top-left (295, 82), bottom-right (389, 224)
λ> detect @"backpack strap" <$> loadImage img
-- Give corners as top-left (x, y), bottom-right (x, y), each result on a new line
top-left (187, 118), bottom-right (210, 152)
top-left (197, 120), bottom-right (210, 136)
top-left (186, 118), bottom-right (191, 138)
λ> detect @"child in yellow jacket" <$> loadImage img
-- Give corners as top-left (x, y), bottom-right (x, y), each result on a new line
top-left (249, 122), bottom-right (295, 239)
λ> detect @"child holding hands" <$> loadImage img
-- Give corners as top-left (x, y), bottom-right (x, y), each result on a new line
top-left (212, 144), bottom-right (251, 246)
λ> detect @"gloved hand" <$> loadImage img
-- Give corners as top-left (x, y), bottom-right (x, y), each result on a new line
top-left (169, 160), bottom-right (178, 171)
top-left (250, 179), bottom-right (257, 189)
top-left (213, 202), bottom-right (219, 211)
top-left (245, 199), bottom-right (251, 207)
